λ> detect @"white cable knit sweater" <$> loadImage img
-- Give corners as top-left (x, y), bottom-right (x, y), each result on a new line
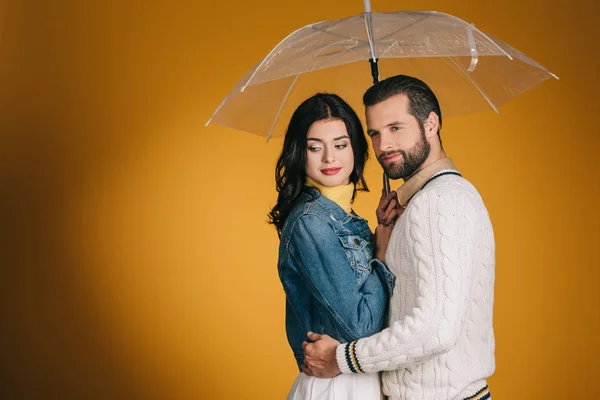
top-left (336, 172), bottom-right (496, 400)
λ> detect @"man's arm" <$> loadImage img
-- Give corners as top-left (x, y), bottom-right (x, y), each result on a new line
top-left (304, 188), bottom-right (477, 376)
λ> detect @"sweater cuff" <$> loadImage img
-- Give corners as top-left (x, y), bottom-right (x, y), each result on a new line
top-left (336, 341), bottom-right (364, 374)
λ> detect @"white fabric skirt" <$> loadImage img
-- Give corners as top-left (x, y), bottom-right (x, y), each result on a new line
top-left (286, 372), bottom-right (382, 400)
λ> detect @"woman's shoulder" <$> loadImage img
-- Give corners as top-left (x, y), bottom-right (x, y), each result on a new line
top-left (281, 197), bottom-right (334, 237)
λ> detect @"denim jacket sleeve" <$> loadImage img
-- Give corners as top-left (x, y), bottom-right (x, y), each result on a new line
top-left (286, 213), bottom-right (394, 341)
top-left (369, 258), bottom-right (395, 299)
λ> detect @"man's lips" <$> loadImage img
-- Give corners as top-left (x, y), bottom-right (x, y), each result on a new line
top-left (382, 153), bottom-right (402, 163)
top-left (321, 167), bottom-right (342, 176)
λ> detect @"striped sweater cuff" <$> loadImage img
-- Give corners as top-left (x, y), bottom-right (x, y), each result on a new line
top-left (335, 341), bottom-right (364, 374)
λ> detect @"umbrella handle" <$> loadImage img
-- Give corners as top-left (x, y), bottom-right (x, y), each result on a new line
top-left (383, 173), bottom-right (390, 195)
top-left (369, 58), bottom-right (379, 84)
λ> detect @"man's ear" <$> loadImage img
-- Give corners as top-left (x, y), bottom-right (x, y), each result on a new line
top-left (424, 112), bottom-right (440, 138)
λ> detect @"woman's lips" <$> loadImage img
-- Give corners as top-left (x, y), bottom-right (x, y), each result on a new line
top-left (321, 167), bottom-right (342, 176)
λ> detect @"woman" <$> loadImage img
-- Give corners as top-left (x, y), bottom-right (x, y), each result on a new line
top-left (268, 93), bottom-right (397, 399)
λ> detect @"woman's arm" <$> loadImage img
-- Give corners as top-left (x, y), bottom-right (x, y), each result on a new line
top-left (285, 213), bottom-right (394, 342)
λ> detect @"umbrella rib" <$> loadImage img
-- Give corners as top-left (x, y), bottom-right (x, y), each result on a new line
top-left (245, 21), bottom-right (364, 88)
top-left (375, 24), bottom-right (482, 59)
top-left (256, 27), bottom-right (364, 80)
top-left (308, 14), bottom-right (434, 54)
top-left (266, 74), bottom-right (300, 142)
top-left (284, 29), bottom-right (357, 66)
top-left (379, 25), bottom-right (456, 46)
top-left (242, 24), bottom-right (311, 91)
top-left (309, 25), bottom-right (370, 46)
top-left (377, 14), bottom-right (431, 42)
top-left (312, 15), bottom-right (352, 32)
top-left (470, 26), bottom-right (513, 60)
top-left (315, 23), bottom-right (454, 57)
top-left (447, 57), bottom-right (498, 113)
top-left (308, 14), bottom-right (434, 58)
top-left (479, 32), bottom-right (559, 79)
top-left (205, 87), bottom-right (234, 126)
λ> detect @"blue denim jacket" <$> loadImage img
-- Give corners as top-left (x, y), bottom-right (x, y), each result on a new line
top-left (278, 188), bottom-right (395, 370)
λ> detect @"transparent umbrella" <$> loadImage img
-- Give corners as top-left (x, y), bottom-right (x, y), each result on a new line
top-left (206, 0), bottom-right (558, 190)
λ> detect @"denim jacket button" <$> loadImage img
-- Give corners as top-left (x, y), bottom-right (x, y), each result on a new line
top-left (354, 238), bottom-right (360, 246)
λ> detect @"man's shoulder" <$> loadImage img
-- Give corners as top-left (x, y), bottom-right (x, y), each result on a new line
top-left (422, 174), bottom-right (483, 199)
top-left (403, 175), bottom-right (493, 240)
top-left (409, 174), bottom-right (487, 213)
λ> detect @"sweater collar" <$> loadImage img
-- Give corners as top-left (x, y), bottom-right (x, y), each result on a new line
top-left (305, 177), bottom-right (354, 214)
top-left (397, 157), bottom-right (458, 207)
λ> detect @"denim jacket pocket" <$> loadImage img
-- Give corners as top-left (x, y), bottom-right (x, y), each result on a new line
top-left (338, 234), bottom-right (372, 284)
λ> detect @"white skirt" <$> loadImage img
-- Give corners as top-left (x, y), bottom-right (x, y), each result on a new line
top-left (286, 372), bottom-right (382, 400)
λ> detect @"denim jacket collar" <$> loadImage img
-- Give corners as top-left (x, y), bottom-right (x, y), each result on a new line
top-left (303, 187), bottom-right (362, 224)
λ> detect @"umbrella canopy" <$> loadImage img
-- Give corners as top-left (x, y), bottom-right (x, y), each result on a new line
top-left (206, 8), bottom-right (557, 140)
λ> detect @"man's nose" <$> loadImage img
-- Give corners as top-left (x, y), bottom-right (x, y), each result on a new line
top-left (378, 131), bottom-right (394, 153)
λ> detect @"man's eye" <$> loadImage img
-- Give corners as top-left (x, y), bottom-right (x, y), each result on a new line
top-left (369, 132), bottom-right (379, 138)
top-left (390, 126), bottom-right (400, 132)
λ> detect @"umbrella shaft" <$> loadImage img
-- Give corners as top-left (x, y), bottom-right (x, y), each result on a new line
top-left (367, 58), bottom-right (390, 194)
top-left (369, 58), bottom-right (379, 84)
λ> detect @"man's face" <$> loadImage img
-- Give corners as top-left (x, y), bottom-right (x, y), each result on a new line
top-left (366, 94), bottom-right (430, 180)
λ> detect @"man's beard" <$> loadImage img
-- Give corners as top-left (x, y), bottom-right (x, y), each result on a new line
top-left (378, 130), bottom-right (430, 180)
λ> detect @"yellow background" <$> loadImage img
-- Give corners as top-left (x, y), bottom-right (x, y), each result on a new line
top-left (1, 0), bottom-right (598, 398)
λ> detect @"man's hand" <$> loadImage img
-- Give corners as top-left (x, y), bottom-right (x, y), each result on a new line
top-left (374, 189), bottom-right (404, 262)
top-left (376, 189), bottom-right (401, 227)
top-left (301, 332), bottom-right (341, 378)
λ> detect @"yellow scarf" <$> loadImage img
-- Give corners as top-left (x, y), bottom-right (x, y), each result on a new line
top-left (305, 177), bottom-right (354, 214)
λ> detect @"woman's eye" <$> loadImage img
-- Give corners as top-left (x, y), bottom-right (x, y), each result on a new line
top-left (335, 144), bottom-right (348, 149)
top-left (308, 146), bottom-right (321, 152)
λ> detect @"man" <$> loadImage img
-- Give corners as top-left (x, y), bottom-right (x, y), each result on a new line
top-left (302, 75), bottom-right (496, 400)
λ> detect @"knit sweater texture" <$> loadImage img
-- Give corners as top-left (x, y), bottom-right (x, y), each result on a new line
top-left (336, 172), bottom-right (496, 400)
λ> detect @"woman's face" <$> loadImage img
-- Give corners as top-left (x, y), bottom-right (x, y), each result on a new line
top-left (305, 118), bottom-right (355, 187)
